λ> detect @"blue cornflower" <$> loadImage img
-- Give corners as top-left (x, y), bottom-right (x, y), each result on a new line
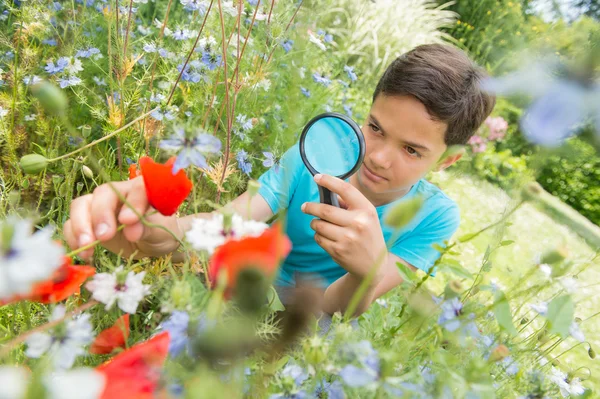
top-left (300, 87), bottom-right (311, 97)
top-left (151, 106), bottom-right (178, 121)
top-left (42, 38), bottom-right (57, 46)
top-left (75, 47), bottom-right (101, 58)
top-left (22, 75), bottom-right (42, 86)
top-left (483, 59), bottom-right (600, 146)
top-left (180, 0), bottom-right (208, 13)
top-left (437, 297), bottom-right (463, 332)
top-left (281, 39), bottom-right (293, 53)
top-left (281, 363), bottom-right (308, 386)
top-left (248, 0), bottom-right (258, 5)
top-left (158, 48), bottom-right (172, 58)
top-left (314, 379), bottom-right (344, 399)
top-left (143, 43), bottom-right (157, 53)
top-left (173, 28), bottom-right (190, 40)
top-left (93, 76), bottom-right (107, 86)
top-left (150, 92), bottom-right (166, 103)
top-left (52, 2), bottom-right (62, 10)
top-left (343, 65), bottom-right (357, 82)
top-left (339, 365), bottom-right (377, 387)
top-left (236, 114), bottom-right (253, 131)
top-left (501, 356), bottom-right (519, 376)
top-left (159, 127), bottom-right (222, 173)
top-left (58, 76), bottom-right (81, 88)
top-left (236, 150), bottom-right (252, 175)
top-left (178, 62), bottom-right (204, 83)
top-left (160, 311), bottom-right (190, 357)
top-left (262, 151), bottom-right (279, 172)
top-left (201, 51), bottom-right (222, 70)
top-left (45, 57), bottom-right (69, 74)
top-left (312, 72), bottom-right (331, 87)
top-left (317, 29), bottom-right (333, 43)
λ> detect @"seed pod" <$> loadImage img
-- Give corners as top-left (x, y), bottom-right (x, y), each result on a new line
top-left (589, 346), bottom-right (596, 359)
top-left (82, 165), bottom-right (94, 179)
top-left (444, 280), bottom-right (463, 299)
top-left (31, 80), bottom-right (68, 117)
top-left (19, 154), bottom-right (49, 174)
top-left (247, 180), bottom-right (261, 197)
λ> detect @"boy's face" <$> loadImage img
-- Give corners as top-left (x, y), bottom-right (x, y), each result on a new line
top-left (354, 94), bottom-right (454, 204)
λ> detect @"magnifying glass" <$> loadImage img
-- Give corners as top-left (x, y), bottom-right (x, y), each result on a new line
top-left (299, 112), bottom-right (366, 207)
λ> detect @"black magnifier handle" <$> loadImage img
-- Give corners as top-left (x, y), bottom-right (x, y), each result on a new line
top-left (318, 185), bottom-right (340, 208)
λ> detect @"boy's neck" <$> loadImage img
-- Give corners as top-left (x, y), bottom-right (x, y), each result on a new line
top-left (349, 173), bottom-right (412, 208)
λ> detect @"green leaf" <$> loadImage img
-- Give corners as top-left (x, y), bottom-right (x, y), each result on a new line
top-left (493, 291), bottom-right (517, 335)
top-left (437, 259), bottom-right (473, 279)
top-left (395, 262), bottom-right (417, 286)
top-left (500, 240), bottom-right (515, 247)
top-left (458, 232), bottom-right (478, 242)
top-left (546, 295), bottom-right (574, 337)
top-left (267, 285), bottom-right (285, 312)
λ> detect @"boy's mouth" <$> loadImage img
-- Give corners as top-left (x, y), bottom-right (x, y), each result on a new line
top-left (362, 164), bottom-right (387, 182)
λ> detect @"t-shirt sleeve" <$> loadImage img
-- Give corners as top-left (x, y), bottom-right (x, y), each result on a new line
top-left (390, 200), bottom-right (460, 274)
top-left (257, 143), bottom-right (303, 214)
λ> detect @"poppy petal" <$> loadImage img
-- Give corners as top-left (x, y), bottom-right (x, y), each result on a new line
top-left (139, 156), bottom-right (193, 216)
top-left (97, 331), bottom-right (170, 399)
top-left (91, 314), bottom-right (130, 355)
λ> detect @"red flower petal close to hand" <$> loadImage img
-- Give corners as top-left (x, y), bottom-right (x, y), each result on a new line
top-left (0, 256), bottom-right (95, 305)
top-left (96, 331), bottom-right (170, 399)
top-left (91, 314), bottom-right (130, 355)
top-left (208, 222), bottom-right (292, 296)
top-left (138, 156), bottom-right (193, 216)
top-left (129, 163), bottom-right (141, 180)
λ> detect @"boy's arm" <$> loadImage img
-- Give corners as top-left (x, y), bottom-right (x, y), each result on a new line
top-left (322, 253), bottom-right (414, 317)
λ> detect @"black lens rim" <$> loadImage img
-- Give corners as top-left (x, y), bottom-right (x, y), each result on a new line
top-left (299, 112), bottom-right (366, 180)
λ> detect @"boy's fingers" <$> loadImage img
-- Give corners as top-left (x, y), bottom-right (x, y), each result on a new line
top-left (310, 219), bottom-right (345, 241)
top-left (302, 202), bottom-right (349, 225)
top-left (117, 177), bottom-right (150, 224)
top-left (314, 174), bottom-right (371, 209)
top-left (69, 194), bottom-right (95, 249)
top-left (90, 180), bottom-right (131, 242)
top-left (62, 219), bottom-right (78, 252)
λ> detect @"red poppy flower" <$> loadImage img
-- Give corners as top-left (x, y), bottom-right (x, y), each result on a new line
top-left (129, 163), bottom-right (141, 180)
top-left (0, 256), bottom-right (95, 305)
top-left (96, 331), bottom-right (170, 399)
top-left (208, 223), bottom-right (292, 296)
top-left (138, 156), bottom-right (193, 216)
top-left (91, 314), bottom-right (130, 355)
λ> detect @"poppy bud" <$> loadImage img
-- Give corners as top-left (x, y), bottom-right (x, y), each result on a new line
top-left (20, 153), bottom-right (49, 174)
top-left (171, 280), bottom-right (192, 310)
top-left (234, 267), bottom-right (269, 314)
top-left (247, 180), bottom-right (261, 198)
top-left (540, 246), bottom-right (568, 265)
top-left (384, 195), bottom-right (424, 229)
top-left (81, 124), bottom-right (92, 138)
top-left (31, 80), bottom-right (68, 117)
top-left (489, 344), bottom-right (510, 362)
top-left (82, 165), bottom-right (94, 179)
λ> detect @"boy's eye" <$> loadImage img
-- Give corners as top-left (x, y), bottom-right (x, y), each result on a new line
top-left (405, 146), bottom-right (421, 157)
top-left (368, 123), bottom-right (380, 133)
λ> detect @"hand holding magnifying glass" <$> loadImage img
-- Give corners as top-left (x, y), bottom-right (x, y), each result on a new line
top-left (299, 112), bottom-right (366, 207)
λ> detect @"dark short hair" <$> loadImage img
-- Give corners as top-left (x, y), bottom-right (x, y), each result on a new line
top-left (372, 44), bottom-right (496, 146)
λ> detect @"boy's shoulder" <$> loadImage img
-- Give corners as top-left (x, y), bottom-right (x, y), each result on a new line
top-left (414, 179), bottom-right (457, 209)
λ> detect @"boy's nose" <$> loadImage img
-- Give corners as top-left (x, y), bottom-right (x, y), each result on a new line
top-left (369, 148), bottom-right (392, 170)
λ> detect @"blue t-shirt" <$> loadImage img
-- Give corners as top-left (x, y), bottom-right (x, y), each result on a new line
top-left (258, 142), bottom-right (460, 287)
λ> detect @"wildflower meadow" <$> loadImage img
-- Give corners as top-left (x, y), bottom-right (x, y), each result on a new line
top-left (0, 0), bottom-right (599, 398)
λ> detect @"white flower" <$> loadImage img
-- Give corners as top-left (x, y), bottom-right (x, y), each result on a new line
top-left (549, 367), bottom-right (586, 397)
top-left (538, 263), bottom-right (552, 278)
top-left (0, 366), bottom-right (28, 399)
top-left (530, 302), bottom-right (548, 316)
top-left (308, 32), bottom-right (326, 51)
top-left (185, 213), bottom-right (268, 254)
top-left (85, 266), bottom-right (151, 314)
top-left (198, 35), bottom-right (217, 49)
top-left (569, 321), bottom-right (585, 342)
top-left (44, 368), bottom-right (105, 399)
top-left (560, 277), bottom-right (577, 294)
top-left (25, 306), bottom-right (94, 370)
top-left (0, 106), bottom-right (8, 119)
top-left (222, 1), bottom-right (238, 17)
top-left (22, 75), bottom-right (42, 86)
top-left (64, 57), bottom-right (83, 75)
top-left (0, 217), bottom-right (64, 300)
top-left (24, 113), bottom-right (37, 121)
top-left (252, 78), bottom-right (271, 91)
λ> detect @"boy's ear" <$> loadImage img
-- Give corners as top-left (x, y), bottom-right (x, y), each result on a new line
top-left (434, 145), bottom-right (465, 172)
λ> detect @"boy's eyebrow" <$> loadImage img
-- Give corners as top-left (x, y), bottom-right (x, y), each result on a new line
top-left (368, 114), bottom-right (431, 152)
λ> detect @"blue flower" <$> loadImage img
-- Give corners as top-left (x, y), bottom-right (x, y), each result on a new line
top-left (201, 51), bottom-right (222, 70)
top-left (248, 0), bottom-right (258, 5)
top-left (160, 311), bottom-right (190, 356)
top-left (45, 57), bottom-right (69, 74)
top-left (262, 151), bottom-right (279, 171)
top-left (75, 47), bottom-right (101, 59)
top-left (343, 65), bottom-right (357, 82)
top-left (159, 127), bottom-right (222, 173)
top-left (58, 76), bottom-right (82, 88)
top-left (314, 379), bottom-right (344, 399)
top-left (281, 39), bottom-right (293, 53)
top-left (151, 106), bottom-right (178, 121)
top-left (23, 75), bottom-right (42, 86)
top-left (269, 392), bottom-right (308, 399)
top-left (437, 297), bottom-right (463, 332)
top-left (93, 76), bottom-right (107, 86)
top-left (173, 28), bottom-right (192, 41)
top-left (68, 136), bottom-right (83, 147)
top-left (143, 43), bottom-right (157, 53)
top-left (180, 0), bottom-right (208, 13)
top-left (52, 2), bottom-right (63, 11)
top-left (501, 356), bottom-right (519, 376)
top-left (42, 38), bottom-right (57, 46)
top-left (300, 87), bottom-right (311, 97)
top-left (236, 150), bottom-right (252, 175)
top-left (317, 29), bottom-right (333, 43)
top-left (339, 365), bottom-right (377, 387)
top-left (343, 104), bottom-right (353, 118)
top-left (177, 61), bottom-right (206, 83)
top-left (236, 114), bottom-right (253, 131)
top-left (312, 73), bottom-right (331, 87)
top-left (281, 363), bottom-right (308, 386)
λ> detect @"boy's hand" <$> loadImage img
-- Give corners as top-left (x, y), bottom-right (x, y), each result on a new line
top-left (301, 174), bottom-right (387, 283)
top-left (63, 177), bottom-right (182, 260)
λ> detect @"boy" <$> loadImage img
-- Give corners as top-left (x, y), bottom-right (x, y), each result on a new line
top-left (64, 44), bottom-right (495, 319)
